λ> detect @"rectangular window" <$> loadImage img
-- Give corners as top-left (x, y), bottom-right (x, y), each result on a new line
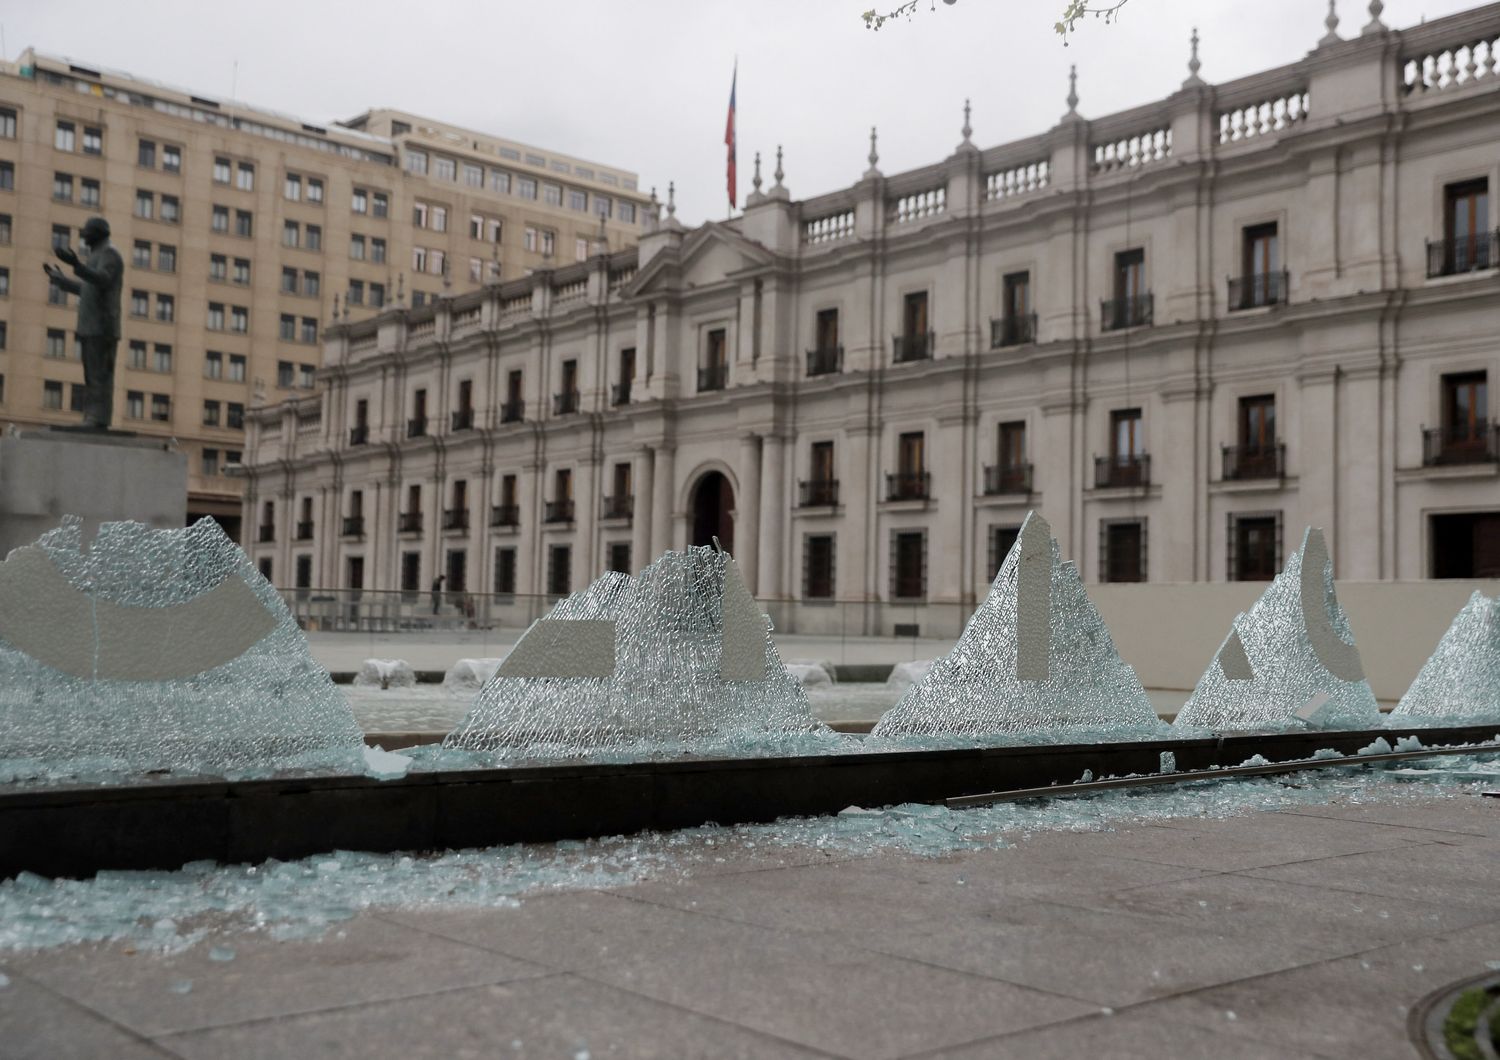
top-left (494, 547), bottom-right (517, 594)
top-left (348, 279), bottom-right (364, 305)
top-left (284, 174), bottom-right (301, 201)
top-left (371, 237), bottom-right (386, 264)
top-left (303, 272), bottom-right (320, 297)
top-left (137, 139), bottom-right (156, 168)
top-left (236, 162), bottom-right (254, 191)
top-left (1239, 394), bottom-right (1276, 454)
top-left (301, 317), bottom-right (317, 344)
top-left (128, 340), bottom-right (147, 369)
top-left (816, 308), bottom-right (839, 351)
top-left (572, 190), bottom-right (592, 213)
top-left (0, 214), bottom-right (10, 244)
top-left (227, 402), bottom-right (245, 429)
top-left (1111, 408), bottom-right (1143, 459)
top-left (470, 214), bottom-right (483, 239)
top-left (547, 545), bottom-right (572, 597)
top-left (523, 227), bottom-right (537, 253)
top-left (279, 315), bottom-right (296, 341)
top-left (1229, 512), bottom-right (1282, 582)
top-left (43, 380), bottom-right (64, 410)
top-left (0, 162), bottom-right (12, 191)
top-left (434, 157), bottom-right (456, 182)
top-left (136, 191), bottom-right (155, 220)
top-left (891, 531), bottom-right (926, 600)
top-left (68, 383), bottom-right (86, 413)
top-left (1443, 179), bottom-right (1491, 273)
top-left (155, 294), bottom-right (174, 322)
top-left (543, 183), bottom-right (562, 206)
top-left (470, 257), bottom-right (483, 282)
top-left (306, 225), bottom-right (321, 250)
top-left (233, 259), bottom-right (251, 285)
top-left (0, 266), bottom-right (8, 297)
top-left (79, 178), bottom-right (100, 208)
top-left (352, 188), bottom-right (368, 214)
top-left (51, 224), bottom-right (72, 251)
top-left (432, 206), bottom-right (447, 233)
top-left (130, 290), bottom-right (149, 317)
top-left (277, 360), bottom-right (294, 387)
top-left (299, 364), bottom-right (316, 389)
top-left (213, 158), bottom-right (231, 183)
top-left (234, 210), bottom-right (252, 238)
top-left (406, 150), bottom-right (428, 175)
top-left (157, 245), bottom-right (176, 272)
top-left (1100, 519), bottom-right (1147, 583)
top-left (205, 351), bottom-right (223, 379)
top-left (350, 234), bottom-right (365, 260)
top-left (370, 282), bottom-right (385, 308)
top-left (490, 169), bottom-right (511, 194)
top-left (898, 431), bottom-right (925, 476)
top-left (231, 306), bottom-right (249, 333)
top-left (281, 267), bottom-right (298, 294)
top-left (52, 172), bottom-right (73, 202)
top-left (153, 344), bottom-right (172, 372)
top-left (1115, 248), bottom-right (1145, 302)
top-left (401, 552), bottom-right (422, 594)
top-left (229, 355), bottom-right (246, 382)
top-left (518, 177), bottom-right (537, 200)
top-left (575, 238), bottom-right (589, 262)
top-left (0, 109), bottom-right (13, 138)
top-left (125, 390), bottom-right (144, 419)
top-left (212, 205), bottom-right (229, 232)
top-left (307, 178), bottom-right (323, 203)
top-left (201, 448), bottom-right (219, 477)
top-left (606, 542), bottom-right (632, 575)
top-left (55, 121), bottom-right (76, 152)
top-left (620, 202), bottom-right (636, 224)
top-left (162, 146), bottom-right (181, 173)
top-left (988, 525), bottom-right (1022, 579)
top-left (804, 534), bottom-right (836, 599)
top-left (1441, 371), bottom-right (1489, 454)
top-left (150, 394), bottom-right (171, 421)
top-left (160, 195), bottom-right (180, 224)
top-left (133, 240), bottom-right (152, 269)
top-left (46, 329), bottom-right (67, 358)
top-left (372, 192), bottom-right (388, 218)
top-left (903, 291), bottom-right (929, 338)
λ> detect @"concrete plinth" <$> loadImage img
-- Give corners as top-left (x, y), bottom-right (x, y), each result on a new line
top-left (0, 429), bottom-right (186, 556)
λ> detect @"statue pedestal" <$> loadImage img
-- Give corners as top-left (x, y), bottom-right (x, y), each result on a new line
top-left (0, 429), bottom-right (187, 556)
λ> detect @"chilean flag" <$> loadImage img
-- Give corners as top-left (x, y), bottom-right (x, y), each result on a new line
top-left (725, 62), bottom-right (737, 210)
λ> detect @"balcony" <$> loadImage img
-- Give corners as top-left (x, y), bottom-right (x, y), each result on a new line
top-left (1100, 294), bottom-right (1153, 332)
top-left (1094, 454), bottom-right (1151, 489)
top-left (341, 516), bottom-right (365, 537)
top-left (1228, 271), bottom-right (1288, 311)
top-left (1222, 443), bottom-right (1285, 481)
top-left (553, 390), bottom-right (580, 416)
top-left (983, 463), bottom-right (1033, 495)
top-left (698, 362), bottom-right (728, 392)
top-left (490, 503), bottom-right (520, 528)
top-left (406, 416), bottom-right (427, 439)
top-left (544, 499), bottom-right (575, 523)
top-left (398, 511), bottom-right (423, 533)
top-left (885, 471), bottom-right (931, 501)
top-left (806, 346), bottom-right (843, 377)
top-left (1422, 422), bottom-right (1500, 467)
top-left (294, 520), bottom-right (314, 540)
top-left (1426, 231), bottom-right (1498, 278)
top-left (500, 400), bottom-right (524, 424)
top-left (798, 478), bottom-right (840, 508)
top-left (442, 507), bottom-right (469, 531)
top-left (256, 524), bottom-right (274, 543)
top-left (601, 494), bottom-right (633, 520)
top-left (451, 408), bottom-right (474, 432)
top-left (892, 331), bottom-right (934, 364)
top-left (990, 314), bottom-right (1037, 348)
top-left (348, 424), bottom-right (369, 446)
top-left (611, 383), bottom-right (632, 407)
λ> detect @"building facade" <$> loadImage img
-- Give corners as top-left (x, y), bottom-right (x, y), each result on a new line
top-left (244, 3), bottom-right (1500, 637)
top-left (0, 50), bottom-right (648, 536)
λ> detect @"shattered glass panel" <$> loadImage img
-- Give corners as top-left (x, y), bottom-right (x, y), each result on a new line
top-left (1391, 591), bottom-right (1500, 726)
top-left (1174, 527), bottom-right (1380, 732)
top-left (872, 512), bottom-right (1163, 741)
top-left (443, 546), bottom-right (838, 758)
top-left (0, 517), bottom-right (364, 778)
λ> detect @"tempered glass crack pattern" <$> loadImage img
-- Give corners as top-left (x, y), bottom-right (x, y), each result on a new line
top-left (1391, 591), bottom-right (1500, 726)
top-left (872, 511), bottom-right (1161, 740)
top-left (443, 546), bottom-right (836, 757)
top-left (1175, 527), bottom-right (1381, 732)
top-left (0, 517), bottom-right (364, 777)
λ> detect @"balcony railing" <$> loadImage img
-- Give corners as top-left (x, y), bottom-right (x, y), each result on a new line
top-left (257, 524), bottom-right (275, 543)
top-left (295, 520), bottom-right (314, 540)
top-left (799, 478), bottom-right (840, 507)
top-left (983, 463), bottom-right (1033, 495)
top-left (1094, 454), bottom-right (1151, 488)
top-left (348, 424), bottom-right (369, 446)
top-left (885, 471), bottom-right (931, 501)
top-left (1422, 422), bottom-right (1500, 467)
top-left (341, 516), bottom-right (365, 537)
top-left (611, 383), bottom-right (632, 406)
top-left (601, 494), bottom-right (633, 520)
top-left (698, 362), bottom-right (728, 392)
top-left (990, 314), bottom-right (1037, 348)
top-left (442, 507), bottom-right (469, 531)
top-left (1426, 231), bottom-right (1499, 278)
top-left (806, 346), bottom-right (843, 377)
top-left (490, 503), bottom-right (519, 528)
top-left (544, 499), bottom-right (575, 523)
top-left (398, 511), bottom-right (423, 533)
top-left (1222, 443), bottom-right (1285, 480)
top-left (1228, 271), bottom-right (1289, 310)
top-left (451, 408), bottom-right (474, 432)
top-left (1100, 293), bottom-right (1153, 331)
top-left (892, 331), bottom-right (934, 364)
top-left (500, 400), bottom-right (525, 424)
top-left (553, 390), bottom-right (580, 415)
top-left (406, 417), bottom-right (427, 438)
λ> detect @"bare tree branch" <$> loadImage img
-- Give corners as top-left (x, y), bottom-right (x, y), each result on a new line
top-left (860, 0), bottom-right (1135, 39)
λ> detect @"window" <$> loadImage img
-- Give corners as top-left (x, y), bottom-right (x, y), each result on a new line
top-left (133, 240), bottom-right (152, 269)
top-left (1442, 179), bottom-right (1491, 273)
top-left (413, 202), bottom-right (428, 228)
top-left (460, 162), bottom-right (482, 188)
top-left (543, 183), bottom-right (562, 206)
top-left (155, 294), bottom-right (174, 322)
top-left (280, 315), bottom-right (296, 341)
top-left (282, 221), bottom-right (300, 247)
top-left (0, 215), bottom-right (10, 243)
top-left (490, 169), bottom-right (511, 194)
top-left (470, 258), bottom-right (483, 282)
top-left (304, 272), bottom-right (320, 297)
top-left (43, 380), bottom-right (64, 410)
top-left (1111, 408), bottom-right (1143, 460)
top-left (207, 303), bottom-right (225, 330)
top-left (547, 545), bottom-right (572, 597)
top-left (523, 227), bottom-right (537, 253)
top-left (162, 145), bottom-right (181, 173)
top-left (568, 189), bottom-right (587, 211)
top-left (816, 308), bottom-right (840, 352)
top-left (1115, 248), bottom-right (1145, 301)
top-left (234, 210), bottom-right (252, 237)
top-left (620, 202), bottom-right (636, 224)
top-left (804, 535), bottom-right (836, 599)
top-left (1229, 512), bottom-right (1282, 581)
top-left (0, 323), bottom-right (5, 350)
top-left (575, 238), bottom-right (589, 262)
top-left (299, 364), bottom-right (315, 389)
top-left (301, 317), bottom-right (318, 344)
top-left (157, 245), bottom-right (176, 272)
top-left (371, 237), bottom-right (386, 264)
top-left (992, 421), bottom-right (1028, 492)
top-left (0, 108), bottom-right (12, 139)
top-left (49, 278), bottom-right (69, 306)
top-left (434, 157), bottom-right (456, 182)
top-left (136, 191), bottom-right (155, 220)
top-left (281, 267), bottom-right (298, 294)
top-left (402, 552), bottom-right (422, 594)
top-left (406, 150), bottom-right (428, 175)
top-left (52, 172), bottom-right (73, 202)
top-left (284, 174), bottom-right (301, 201)
top-left (486, 219), bottom-right (501, 244)
top-left (348, 279), bottom-right (364, 305)
top-left (1106, 248), bottom-right (1150, 329)
top-left (999, 271), bottom-right (1032, 345)
top-left (201, 449), bottom-right (219, 477)
top-left (606, 542), bottom-right (632, 575)
top-left (432, 206), bottom-right (448, 233)
top-left (131, 290), bottom-right (149, 317)
top-left (494, 547), bottom-right (517, 594)
top-left (595, 196), bottom-right (612, 219)
top-left (308, 178), bottom-right (323, 203)
top-left (372, 192), bottom-right (388, 218)
top-left (352, 188), bottom-right (368, 214)
top-left (1236, 223), bottom-right (1281, 308)
top-left (160, 195), bottom-right (180, 224)
top-left (231, 306), bottom-right (248, 333)
top-left (541, 230), bottom-right (555, 256)
top-left (211, 205), bottom-right (229, 233)
top-left (236, 162), bottom-right (254, 191)
top-left (0, 162), bottom-right (12, 191)
top-left (370, 282), bottom-right (385, 308)
top-left (228, 355), bottom-right (246, 382)
top-left (205, 351), bottom-right (223, 379)
top-left (1100, 519), bottom-right (1147, 583)
top-left (227, 402), bottom-right (245, 429)
top-left (125, 390), bottom-right (144, 419)
top-left (1439, 372), bottom-right (1489, 459)
top-left (52, 224), bottom-right (73, 251)
top-left (988, 525), bottom-right (1023, 579)
top-left (898, 431), bottom-right (925, 476)
top-left (277, 360), bottom-right (294, 387)
top-left (306, 225), bottom-right (321, 250)
top-left (0, 266), bottom-right (7, 297)
top-left (152, 344), bottom-right (172, 372)
top-left (891, 531), bottom-right (926, 600)
top-left (46, 329), bottom-right (67, 359)
top-left (350, 234), bottom-right (365, 260)
top-left (150, 393), bottom-right (171, 421)
top-left (138, 139), bottom-right (156, 168)
top-left (129, 340), bottom-right (147, 369)
top-left (412, 247), bottom-right (427, 273)
top-left (470, 214), bottom-right (483, 239)
top-left (295, 555), bottom-right (312, 591)
top-left (233, 259), bottom-right (251, 285)
top-left (518, 177), bottom-right (537, 200)
top-left (213, 158), bottom-right (231, 183)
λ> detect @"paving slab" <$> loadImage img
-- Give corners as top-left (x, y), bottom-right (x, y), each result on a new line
top-left (0, 967), bottom-right (173, 1060)
top-left (1239, 836), bottom-right (1500, 912)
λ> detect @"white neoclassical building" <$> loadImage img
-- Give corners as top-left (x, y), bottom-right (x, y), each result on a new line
top-left (243, 1), bottom-right (1500, 637)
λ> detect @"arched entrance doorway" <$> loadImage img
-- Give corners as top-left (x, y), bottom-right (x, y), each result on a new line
top-left (689, 471), bottom-right (735, 553)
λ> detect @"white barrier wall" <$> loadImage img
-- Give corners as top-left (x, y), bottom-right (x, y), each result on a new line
top-left (1091, 581), bottom-right (1500, 702)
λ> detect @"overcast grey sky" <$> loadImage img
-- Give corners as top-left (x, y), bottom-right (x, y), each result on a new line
top-left (1, 0), bottom-right (1478, 224)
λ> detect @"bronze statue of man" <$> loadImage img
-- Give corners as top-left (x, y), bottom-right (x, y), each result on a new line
top-left (42, 217), bottom-right (123, 429)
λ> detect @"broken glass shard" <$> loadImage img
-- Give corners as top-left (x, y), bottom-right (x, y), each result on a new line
top-left (1390, 591), bottom-right (1500, 726)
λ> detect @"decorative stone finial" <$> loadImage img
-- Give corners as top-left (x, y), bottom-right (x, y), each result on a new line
top-left (1189, 28), bottom-right (1202, 76)
top-left (1363, 0), bottom-right (1385, 33)
top-left (773, 145), bottom-right (784, 187)
top-left (863, 126), bottom-right (881, 179)
top-left (751, 151), bottom-right (762, 193)
top-left (961, 98), bottom-right (973, 143)
top-left (1321, 0), bottom-right (1341, 44)
top-left (1066, 65), bottom-right (1079, 113)
top-left (666, 181), bottom-right (676, 218)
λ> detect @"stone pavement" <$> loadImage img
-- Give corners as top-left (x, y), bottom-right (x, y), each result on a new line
top-left (3, 793), bottom-right (1497, 1058)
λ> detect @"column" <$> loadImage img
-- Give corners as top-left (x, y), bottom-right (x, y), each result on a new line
top-left (632, 448), bottom-right (654, 572)
top-left (736, 434), bottom-right (762, 592)
top-left (651, 445), bottom-right (676, 556)
top-left (757, 434), bottom-right (787, 600)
